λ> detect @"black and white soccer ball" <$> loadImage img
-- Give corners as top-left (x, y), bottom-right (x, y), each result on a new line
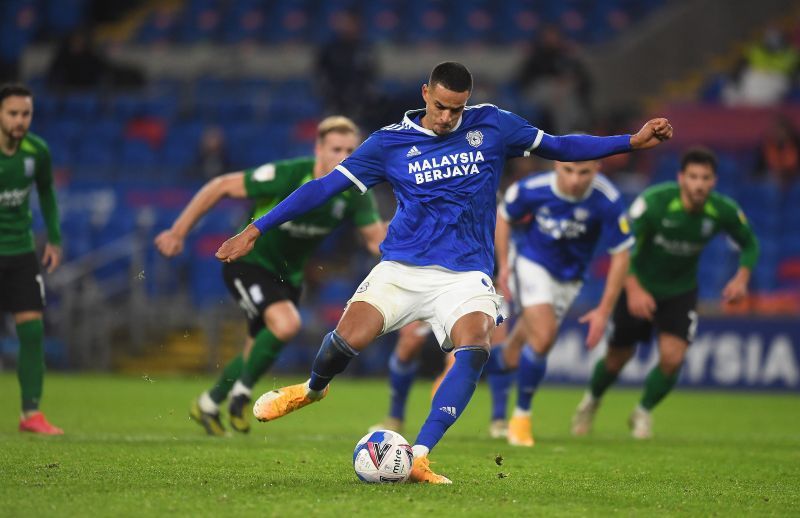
top-left (353, 430), bottom-right (413, 483)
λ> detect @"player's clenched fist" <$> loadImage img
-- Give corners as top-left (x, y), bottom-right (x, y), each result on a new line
top-left (154, 229), bottom-right (184, 257)
top-left (215, 224), bottom-right (261, 262)
top-left (630, 118), bottom-right (673, 150)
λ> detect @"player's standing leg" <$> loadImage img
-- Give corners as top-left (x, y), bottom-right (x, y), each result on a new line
top-left (253, 301), bottom-right (384, 421)
top-left (411, 311), bottom-right (493, 484)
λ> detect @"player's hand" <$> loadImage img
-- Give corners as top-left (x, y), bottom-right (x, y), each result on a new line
top-left (627, 284), bottom-right (656, 320)
top-left (497, 265), bottom-right (512, 302)
top-left (41, 243), bottom-right (62, 273)
top-left (630, 118), bottom-right (673, 150)
top-left (154, 229), bottom-right (184, 257)
top-left (722, 277), bottom-right (748, 304)
top-left (215, 224), bottom-right (261, 263)
top-left (579, 307), bottom-right (610, 349)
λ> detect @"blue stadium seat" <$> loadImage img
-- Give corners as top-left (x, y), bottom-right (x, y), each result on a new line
top-left (120, 140), bottom-right (159, 167)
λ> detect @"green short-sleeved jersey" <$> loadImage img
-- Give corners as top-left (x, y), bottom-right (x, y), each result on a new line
top-left (629, 182), bottom-right (759, 299)
top-left (239, 157), bottom-right (381, 286)
top-left (0, 132), bottom-right (60, 255)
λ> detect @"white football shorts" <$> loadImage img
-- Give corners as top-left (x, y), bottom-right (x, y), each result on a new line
top-left (348, 261), bottom-right (503, 352)
top-left (510, 254), bottom-right (582, 325)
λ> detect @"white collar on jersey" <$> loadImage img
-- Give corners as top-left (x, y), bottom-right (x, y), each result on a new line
top-left (403, 108), bottom-right (463, 136)
top-left (549, 172), bottom-right (595, 203)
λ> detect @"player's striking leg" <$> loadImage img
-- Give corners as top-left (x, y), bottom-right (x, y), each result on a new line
top-left (253, 301), bottom-right (382, 421)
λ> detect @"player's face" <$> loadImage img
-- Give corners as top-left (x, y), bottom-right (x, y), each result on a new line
top-left (554, 160), bottom-right (599, 198)
top-left (421, 83), bottom-right (470, 136)
top-left (678, 162), bottom-right (716, 209)
top-left (315, 130), bottom-right (359, 173)
top-left (0, 95), bottom-right (33, 141)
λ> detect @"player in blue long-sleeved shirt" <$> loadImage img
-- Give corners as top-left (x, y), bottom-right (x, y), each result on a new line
top-left (216, 62), bottom-right (672, 483)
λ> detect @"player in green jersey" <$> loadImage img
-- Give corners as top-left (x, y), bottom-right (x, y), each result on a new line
top-left (155, 116), bottom-right (385, 436)
top-left (0, 84), bottom-right (64, 435)
top-left (571, 147), bottom-right (759, 439)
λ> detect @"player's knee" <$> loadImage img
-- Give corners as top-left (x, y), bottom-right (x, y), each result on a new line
top-left (659, 351), bottom-right (685, 375)
top-left (267, 315), bottom-right (301, 341)
top-left (605, 347), bottom-right (634, 373)
top-left (530, 328), bottom-right (557, 355)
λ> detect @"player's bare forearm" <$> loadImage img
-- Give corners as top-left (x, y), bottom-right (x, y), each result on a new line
top-left (172, 173), bottom-right (245, 237)
top-left (216, 224), bottom-right (261, 262)
top-left (598, 250), bottom-right (630, 315)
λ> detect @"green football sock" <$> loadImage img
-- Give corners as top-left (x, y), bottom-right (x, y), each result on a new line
top-left (589, 359), bottom-right (619, 399)
top-left (240, 328), bottom-right (285, 389)
top-left (16, 319), bottom-right (45, 412)
top-left (640, 366), bottom-right (679, 411)
top-left (209, 354), bottom-right (244, 404)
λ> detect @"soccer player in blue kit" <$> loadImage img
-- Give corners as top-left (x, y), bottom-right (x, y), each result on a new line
top-left (489, 159), bottom-right (634, 447)
top-left (216, 62), bottom-right (672, 483)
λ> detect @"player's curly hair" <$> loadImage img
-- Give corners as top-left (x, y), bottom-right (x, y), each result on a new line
top-left (680, 147), bottom-right (717, 174)
top-left (0, 83), bottom-right (33, 104)
top-left (317, 115), bottom-right (359, 141)
top-left (429, 62), bottom-right (473, 93)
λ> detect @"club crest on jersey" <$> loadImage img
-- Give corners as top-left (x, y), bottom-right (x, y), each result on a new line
top-left (406, 146), bottom-right (421, 158)
top-left (24, 157), bottom-right (35, 177)
top-left (466, 130), bottom-right (483, 148)
top-left (573, 208), bottom-right (589, 221)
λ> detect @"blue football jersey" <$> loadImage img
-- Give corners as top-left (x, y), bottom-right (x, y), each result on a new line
top-left (501, 171), bottom-right (634, 281)
top-left (335, 104), bottom-right (543, 277)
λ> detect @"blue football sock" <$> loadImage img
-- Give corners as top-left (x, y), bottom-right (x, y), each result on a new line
top-left (415, 346), bottom-right (488, 451)
top-left (388, 353), bottom-right (419, 420)
top-left (488, 371), bottom-right (515, 421)
top-left (515, 346), bottom-right (548, 412)
top-left (309, 331), bottom-right (358, 391)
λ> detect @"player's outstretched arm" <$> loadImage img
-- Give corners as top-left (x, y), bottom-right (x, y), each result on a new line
top-left (216, 169), bottom-right (354, 262)
top-left (155, 172), bottom-right (247, 257)
top-left (534, 118), bottom-right (673, 161)
top-left (579, 249), bottom-right (630, 348)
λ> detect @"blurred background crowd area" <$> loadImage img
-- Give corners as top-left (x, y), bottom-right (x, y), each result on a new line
top-left (1, 0), bottom-right (799, 374)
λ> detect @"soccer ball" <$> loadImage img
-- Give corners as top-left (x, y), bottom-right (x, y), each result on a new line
top-left (353, 430), bottom-right (414, 483)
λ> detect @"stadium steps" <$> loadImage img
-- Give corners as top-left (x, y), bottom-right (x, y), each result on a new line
top-left (113, 320), bottom-right (245, 374)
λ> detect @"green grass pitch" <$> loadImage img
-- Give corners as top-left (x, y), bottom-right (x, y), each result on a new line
top-left (1, 373), bottom-right (798, 516)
